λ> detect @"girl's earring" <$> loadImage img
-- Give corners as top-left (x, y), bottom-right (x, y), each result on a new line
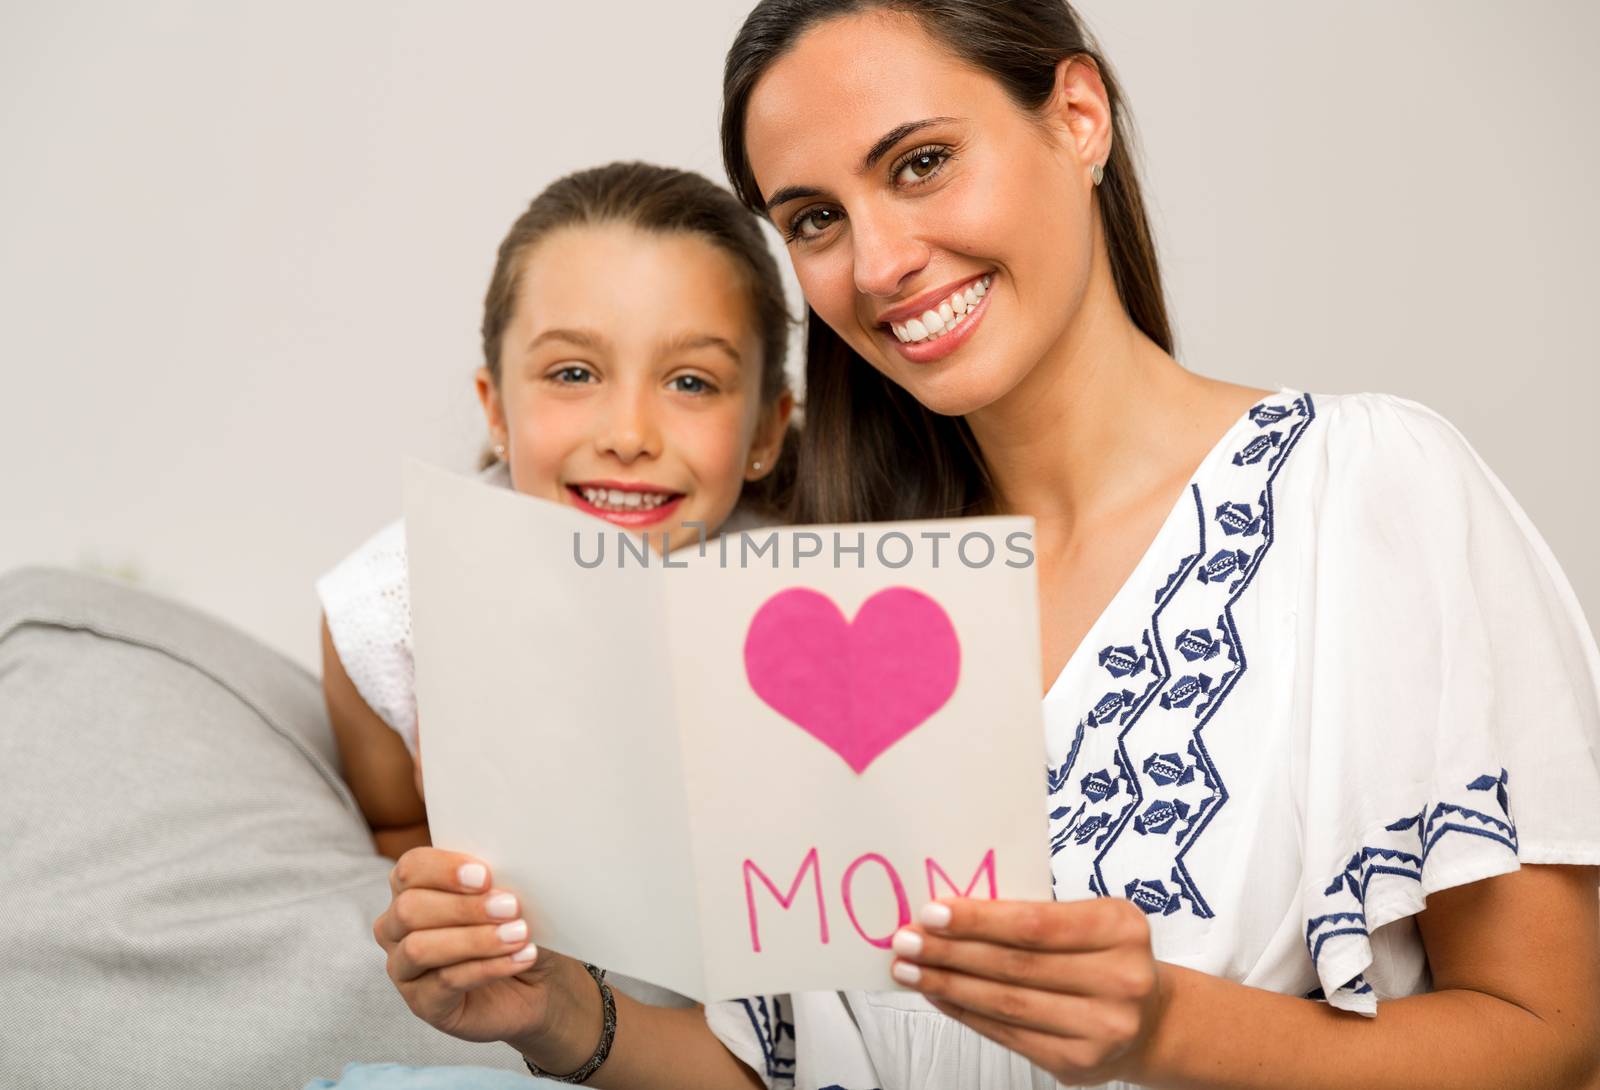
top-left (494, 442), bottom-right (507, 459)
top-left (1091, 162), bottom-right (1105, 187)
top-left (752, 460), bottom-right (764, 473)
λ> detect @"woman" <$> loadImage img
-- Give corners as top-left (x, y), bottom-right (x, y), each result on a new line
top-left (374, 3), bottom-right (1600, 1087)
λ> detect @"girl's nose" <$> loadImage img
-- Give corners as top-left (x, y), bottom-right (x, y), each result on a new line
top-left (596, 384), bottom-right (662, 462)
top-left (850, 206), bottom-right (930, 299)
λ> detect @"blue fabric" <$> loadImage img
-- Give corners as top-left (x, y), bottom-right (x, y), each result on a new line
top-left (304, 1061), bottom-right (551, 1089)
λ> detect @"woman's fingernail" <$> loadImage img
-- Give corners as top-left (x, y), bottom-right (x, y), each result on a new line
top-left (918, 902), bottom-right (952, 929)
top-left (891, 929), bottom-right (923, 958)
top-left (458, 863), bottom-right (487, 890)
top-left (497, 919), bottom-right (528, 943)
top-left (891, 960), bottom-right (922, 985)
top-left (485, 892), bottom-right (518, 919)
top-left (511, 942), bottom-right (539, 964)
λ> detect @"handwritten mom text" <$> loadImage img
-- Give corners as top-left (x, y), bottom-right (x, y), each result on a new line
top-left (743, 847), bottom-right (998, 953)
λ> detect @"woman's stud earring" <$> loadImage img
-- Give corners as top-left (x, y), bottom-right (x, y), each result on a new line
top-left (1091, 162), bottom-right (1105, 187)
top-left (494, 443), bottom-right (506, 459)
top-left (752, 460), bottom-right (763, 472)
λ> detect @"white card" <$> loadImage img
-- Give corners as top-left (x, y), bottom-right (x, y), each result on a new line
top-left (405, 460), bottom-right (1051, 1001)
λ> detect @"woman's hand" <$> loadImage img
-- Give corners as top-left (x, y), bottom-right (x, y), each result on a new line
top-left (374, 847), bottom-right (565, 1045)
top-left (888, 896), bottom-right (1168, 1085)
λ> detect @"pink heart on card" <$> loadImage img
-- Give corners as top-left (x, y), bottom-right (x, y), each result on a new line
top-left (743, 587), bottom-right (961, 774)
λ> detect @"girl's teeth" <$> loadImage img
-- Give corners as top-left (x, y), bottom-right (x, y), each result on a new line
top-left (580, 487), bottom-right (672, 511)
top-left (893, 275), bottom-right (993, 345)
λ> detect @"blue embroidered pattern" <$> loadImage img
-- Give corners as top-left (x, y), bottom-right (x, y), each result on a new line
top-left (737, 995), bottom-right (795, 1085)
top-left (1304, 769), bottom-right (1517, 1003)
top-left (1045, 393), bottom-right (1316, 919)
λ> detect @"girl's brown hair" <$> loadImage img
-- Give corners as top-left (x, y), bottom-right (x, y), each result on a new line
top-left (721, 0), bottom-right (1171, 523)
top-left (479, 161), bottom-right (797, 516)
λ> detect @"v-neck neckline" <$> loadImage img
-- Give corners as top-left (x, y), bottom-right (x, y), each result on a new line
top-left (1038, 388), bottom-right (1294, 705)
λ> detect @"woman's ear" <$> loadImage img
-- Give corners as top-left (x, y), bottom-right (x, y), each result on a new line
top-left (747, 389), bottom-right (796, 479)
top-left (1042, 55), bottom-right (1114, 180)
top-left (475, 367), bottom-right (507, 451)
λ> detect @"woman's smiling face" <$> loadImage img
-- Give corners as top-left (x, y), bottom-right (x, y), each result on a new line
top-left (743, 9), bottom-right (1108, 417)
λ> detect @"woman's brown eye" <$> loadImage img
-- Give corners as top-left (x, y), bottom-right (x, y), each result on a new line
top-left (794, 208), bottom-right (839, 239)
top-left (895, 149), bottom-right (948, 186)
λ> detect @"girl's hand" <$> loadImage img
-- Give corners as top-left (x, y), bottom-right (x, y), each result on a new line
top-left (889, 897), bottom-right (1167, 1085)
top-left (374, 847), bottom-right (562, 1044)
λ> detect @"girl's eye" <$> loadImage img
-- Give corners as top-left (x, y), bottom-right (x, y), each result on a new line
top-left (549, 364), bottom-right (594, 385)
top-left (893, 145), bottom-right (952, 187)
top-left (670, 374), bottom-right (715, 395)
top-left (787, 206), bottom-right (842, 243)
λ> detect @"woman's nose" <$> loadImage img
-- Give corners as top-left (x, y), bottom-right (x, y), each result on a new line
top-left (596, 384), bottom-right (661, 462)
top-left (850, 206), bottom-right (930, 299)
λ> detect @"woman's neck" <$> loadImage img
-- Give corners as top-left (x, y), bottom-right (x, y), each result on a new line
top-left (964, 266), bottom-right (1200, 538)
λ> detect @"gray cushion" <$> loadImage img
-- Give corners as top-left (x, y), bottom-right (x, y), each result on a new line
top-left (0, 567), bottom-right (528, 1088)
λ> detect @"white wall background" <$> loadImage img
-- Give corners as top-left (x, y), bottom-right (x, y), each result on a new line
top-left (3, 1), bottom-right (1596, 671)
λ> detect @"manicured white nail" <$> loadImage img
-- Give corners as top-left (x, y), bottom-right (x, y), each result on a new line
top-left (891, 960), bottom-right (921, 985)
top-left (918, 902), bottom-right (952, 929)
top-left (497, 919), bottom-right (528, 943)
top-left (485, 892), bottom-right (518, 919)
top-left (458, 863), bottom-right (487, 890)
top-left (511, 942), bottom-right (539, 963)
top-left (890, 929), bottom-right (922, 958)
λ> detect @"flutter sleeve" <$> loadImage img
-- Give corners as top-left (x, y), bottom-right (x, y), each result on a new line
top-left (705, 995), bottom-right (797, 1089)
top-left (1295, 392), bottom-right (1600, 1015)
top-left (315, 518), bottom-right (419, 757)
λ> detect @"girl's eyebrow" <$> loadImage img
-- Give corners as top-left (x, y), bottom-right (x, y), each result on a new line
top-left (528, 327), bottom-right (741, 366)
top-left (527, 327), bottom-right (607, 353)
top-left (763, 115), bottom-right (960, 213)
top-left (660, 332), bottom-right (742, 366)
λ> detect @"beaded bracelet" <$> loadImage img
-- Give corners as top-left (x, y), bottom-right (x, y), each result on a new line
top-left (522, 963), bottom-right (616, 1084)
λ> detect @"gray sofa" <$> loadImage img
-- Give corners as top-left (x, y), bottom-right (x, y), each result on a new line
top-left (0, 566), bottom-right (534, 1088)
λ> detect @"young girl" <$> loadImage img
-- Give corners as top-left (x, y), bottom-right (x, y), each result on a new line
top-left (372, 3), bottom-right (1600, 1089)
top-left (318, 162), bottom-right (795, 860)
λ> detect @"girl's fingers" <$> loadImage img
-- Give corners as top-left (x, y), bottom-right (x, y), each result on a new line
top-left (893, 928), bottom-right (1155, 999)
top-left (389, 847), bottom-right (493, 897)
top-left (920, 896), bottom-right (1149, 953)
top-left (389, 920), bottom-right (538, 984)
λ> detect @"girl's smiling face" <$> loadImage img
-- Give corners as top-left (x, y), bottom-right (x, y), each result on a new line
top-left (742, 9), bottom-right (1110, 418)
top-left (478, 222), bottom-right (786, 552)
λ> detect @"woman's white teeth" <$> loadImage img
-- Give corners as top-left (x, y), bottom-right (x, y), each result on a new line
top-left (890, 275), bottom-right (993, 344)
top-left (580, 487), bottom-right (673, 511)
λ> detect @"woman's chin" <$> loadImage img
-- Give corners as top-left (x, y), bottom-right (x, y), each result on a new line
top-left (892, 364), bottom-right (1021, 419)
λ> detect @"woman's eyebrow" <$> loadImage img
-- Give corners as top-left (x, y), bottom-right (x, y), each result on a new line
top-left (763, 115), bottom-right (961, 213)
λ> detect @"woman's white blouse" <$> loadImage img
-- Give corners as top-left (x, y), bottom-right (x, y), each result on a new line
top-left (705, 389), bottom-right (1600, 1090)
